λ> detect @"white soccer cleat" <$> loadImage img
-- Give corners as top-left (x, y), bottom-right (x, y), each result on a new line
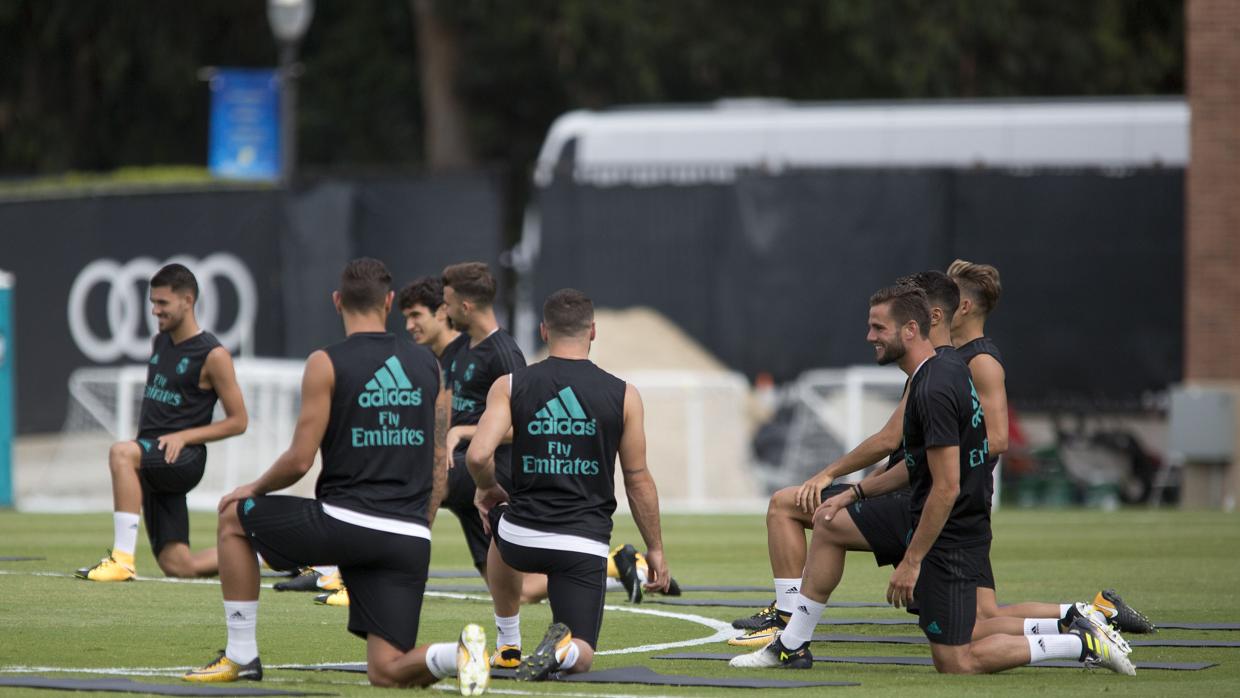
top-left (1068, 615), bottom-right (1136, 676)
top-left (456, 623), bottom-right (490, 695)
top-left (728, 636), bottom-right (813, 669)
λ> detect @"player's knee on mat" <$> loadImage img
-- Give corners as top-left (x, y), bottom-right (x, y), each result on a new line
top-left (155, 555), bottom-right (195, 578)
top-left (930, 647), bottom-right (983, 675)
top-left (366, 664), bottom-right (431, 689)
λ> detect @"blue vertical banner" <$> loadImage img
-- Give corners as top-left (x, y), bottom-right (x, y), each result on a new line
top-left (0, 271), bottom-right (13, 507)
top-left (208, 68), bottom-right (281, 181)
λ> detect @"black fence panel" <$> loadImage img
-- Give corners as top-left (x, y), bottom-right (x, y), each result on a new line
top-left (951, 170), bottom-right (1183, 407)
top-left (533, 168), bottom-right (1183, 407)
top-left (0, 189), bottom-right (285, 433)
top-left (0, 172), bottom-right (504, 433)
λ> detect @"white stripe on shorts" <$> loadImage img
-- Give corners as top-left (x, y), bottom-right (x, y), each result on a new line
top-left (322, 503), bottom-right (431, 540)
top-left (497, 515), bottom-right (609, 558)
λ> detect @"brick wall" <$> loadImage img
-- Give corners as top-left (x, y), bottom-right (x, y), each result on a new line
top-left (1186, 0), bottom-right (1240, 380)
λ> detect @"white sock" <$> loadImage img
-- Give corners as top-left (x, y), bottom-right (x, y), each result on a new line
top-left (425, 641), bottom-right (458, 678)
top-left (558, 640), bottom-right (581, 671)
top-left (1026, 634), bottom-right (1084, 663)
top-left (312, 565), bottom-right (338, 576)
top-left (1023, 618), bottom-right (1062, 635)
top-left (112, 512), bottom-right (140, 557)
top-left (224, 601), bottom-right (259, 664)
top-left (773, 578), bottom-right (802, 614)
top-left (779, 594), bottom-right (826, 648)
top-left (1059, 604), bottom-right (1073, 618)
top-left (605, 578), bottom-right (623, 592)
top-left (495, 613), bottom-right (521, 648)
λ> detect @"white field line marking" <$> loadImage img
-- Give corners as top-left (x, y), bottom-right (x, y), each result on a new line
top-left (594, 604), bottom-right (733, 656)
top-left (3, 570), bottom-right (735, 656)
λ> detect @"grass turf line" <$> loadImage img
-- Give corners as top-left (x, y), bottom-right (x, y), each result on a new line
top-left (0, 508), bottom-right (1236, 697)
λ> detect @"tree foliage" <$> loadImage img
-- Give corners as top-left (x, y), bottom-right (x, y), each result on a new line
top-left (0, 0), bottom-right (1184, 177)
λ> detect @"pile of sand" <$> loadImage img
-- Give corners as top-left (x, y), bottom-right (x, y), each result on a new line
top-left (535, 306), bottom-right (729, 373)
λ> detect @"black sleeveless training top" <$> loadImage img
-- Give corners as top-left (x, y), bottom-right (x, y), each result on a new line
top-left (504, 357), bottom-right (626, 543)
top-left (955, 336), bottom-right (1004, 369)
top-left (318, 332), bottom-right (441, 525)
top-left (138, 331), bottom-right (222, 440)
top-left (955, 336), bottom-right (1005, 500)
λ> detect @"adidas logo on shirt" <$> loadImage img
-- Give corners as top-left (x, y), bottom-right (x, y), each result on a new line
top-left (527, 387), bottom-right (597, 436)
top-left (358, 356), bottom-right (423, 408)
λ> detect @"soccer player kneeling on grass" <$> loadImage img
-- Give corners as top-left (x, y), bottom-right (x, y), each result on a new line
top-left (466, 288), bottom-right (672, 679)
top-left (76, 263), bottom-right (248, 582)
top-left (184, 258), bottom-right (491, 695)
top-left (730, 285), bottom-right (1135, 676)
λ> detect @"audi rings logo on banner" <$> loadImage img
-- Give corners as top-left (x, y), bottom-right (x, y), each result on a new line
top-left (67, 253), bottom-right (258, 363)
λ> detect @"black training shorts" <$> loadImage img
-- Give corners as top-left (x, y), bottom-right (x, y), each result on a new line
top-left (490, 506), bottom-right (608, 648)
top-left (821, 483), bottom-right (914, 568)
top-left (136, 440), bottom-right (206, 555)
top-left (976, 540), bottom-right (995, 590)
top-left (913, 543), bottom-right (989, 646)
top-left (239, 495), bottom-right (431, 653)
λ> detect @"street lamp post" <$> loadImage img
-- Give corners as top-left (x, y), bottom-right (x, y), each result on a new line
top-left (267, 0), bottom-right (314, 185)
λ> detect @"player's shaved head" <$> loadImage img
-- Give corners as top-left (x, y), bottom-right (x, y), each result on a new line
top-left (339, 258), bottom-right (392, 312)
top-left (543, 288), bottom-right (594, 337)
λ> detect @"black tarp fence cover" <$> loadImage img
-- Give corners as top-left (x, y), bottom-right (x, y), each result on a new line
top-left (531, 167), bottom-right (1183, 409)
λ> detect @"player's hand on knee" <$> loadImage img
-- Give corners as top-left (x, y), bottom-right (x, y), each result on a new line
top-left (886, 559), bottom-right (920, 609)
top-left (813, 492), bottom-right (849, 526)
top-left (218, 483), bottom-right (259, 514)
top-left (473, 484), bottom-right (510, 533)
top-left (796, 475), bottom-right (831, 514)
top-left (642, 548), bottom-right (671, 593)
top-left (158, 433), bottom-right (187, 464)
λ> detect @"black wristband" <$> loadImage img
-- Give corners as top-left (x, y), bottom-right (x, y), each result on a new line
top-left (855, 483), bottom-right (867, 501)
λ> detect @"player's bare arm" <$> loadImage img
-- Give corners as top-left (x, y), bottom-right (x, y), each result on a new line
top-left (157, 346), bottom-right (249, 463)
top-left (888, 445), bottom-right (959, 609)
top-left (466, 376), bottom-right (512, 528)
top-left (428, 385), bottom-right (450, 524)
top-left (217, 351), bottom-right (332, 512)
top-left (618, 384), bottom-right (670, 593)
top-left (796, 387), bottom-right (907, 514)
top-left (969, 355), bottom-right (1008, 455)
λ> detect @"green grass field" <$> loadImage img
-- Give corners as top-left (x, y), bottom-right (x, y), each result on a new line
top-left (1, 508), bottom-right (1238, 696)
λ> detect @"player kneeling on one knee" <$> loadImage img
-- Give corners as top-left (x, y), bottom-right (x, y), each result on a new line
top-left (466, 288), bottom-right (673, 679)
top-left (183, 258), bottom-right (494, 695)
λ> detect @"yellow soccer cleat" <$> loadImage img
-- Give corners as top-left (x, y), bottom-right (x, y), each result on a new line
top-left (491, 644), bottom-right (521, 669)
top-left (183, 650), bottom-right (263, 682)
top-left (74, 552), bottom-right (135, 582)
top-left (314, 587), bottom-right (349, 606)
top-left (728, 625), bottom-right (782, 648)
top-left (316, 569), bottom-right (344, 591)
top-left (456, 623), bottom-right (490, 696)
